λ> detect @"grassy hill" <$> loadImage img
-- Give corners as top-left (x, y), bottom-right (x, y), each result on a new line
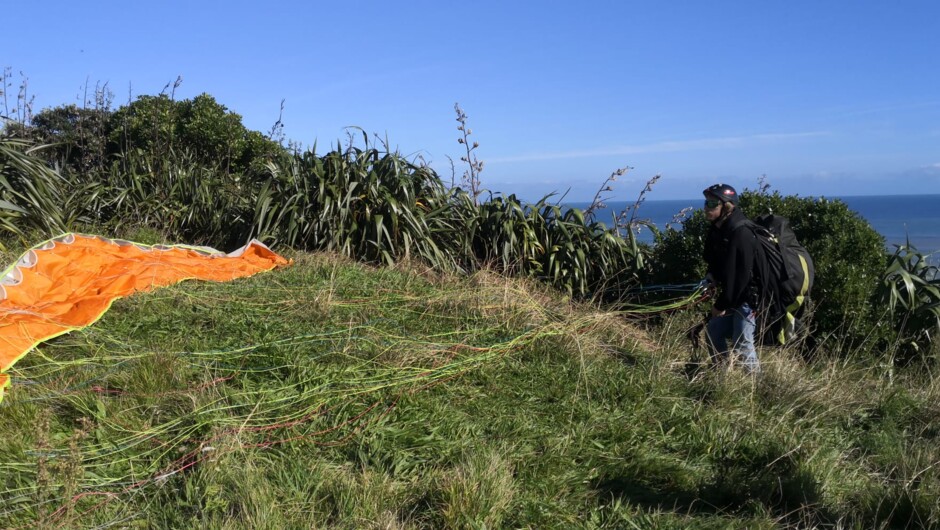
top-left (2, 251), bottom-right (939, 529)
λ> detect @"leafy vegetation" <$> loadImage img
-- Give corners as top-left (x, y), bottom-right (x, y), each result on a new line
top-left (0, 137), bottom-right (74, 236)
top-left (877, 243), bottom-right (940, 362)
top-left (1, 117), bottom-right (646, 298)
top-left (251, 134), bottom-right (455, 268)
top-left (14, 88), bottom-right (283, 176)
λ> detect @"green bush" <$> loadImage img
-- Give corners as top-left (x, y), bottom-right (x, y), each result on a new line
top-left (17, 104), bottom-right (111, 173)
top-left (649, 190), bottom-right (888, 352)
top-left (109, 93), bottom-right (283, 174)
top-left (11, 91), bottom-right (285, 186)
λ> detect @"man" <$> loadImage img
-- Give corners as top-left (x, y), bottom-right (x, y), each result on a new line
top-left (701, 183), bottom-right (771, 374)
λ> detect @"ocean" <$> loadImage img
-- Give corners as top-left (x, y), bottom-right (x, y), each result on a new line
top-left (570, 194), bottom-right (940, 258)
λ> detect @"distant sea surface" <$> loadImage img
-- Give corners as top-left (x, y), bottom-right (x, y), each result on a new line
top-left (569, 194), bottom-right (940, 257)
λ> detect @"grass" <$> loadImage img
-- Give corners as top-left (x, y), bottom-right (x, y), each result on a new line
top-left (2, 250), bottom-right (940, 528)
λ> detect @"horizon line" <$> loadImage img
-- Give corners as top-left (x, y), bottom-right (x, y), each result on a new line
top-left (488, 131), bottom-right (831, 163)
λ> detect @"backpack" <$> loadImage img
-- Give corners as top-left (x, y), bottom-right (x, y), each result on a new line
top-left (747, 213), bottom-right (815, 345)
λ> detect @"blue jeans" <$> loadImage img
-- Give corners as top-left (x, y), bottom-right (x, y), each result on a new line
top-left (705, 303), bottom-right (760, 374)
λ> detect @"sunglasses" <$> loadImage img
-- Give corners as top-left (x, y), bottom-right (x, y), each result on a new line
top-left (704, 199), bottom-right (722, 209)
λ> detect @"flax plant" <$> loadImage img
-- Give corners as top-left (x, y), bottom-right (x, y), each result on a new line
top-left (454, 103), bottom-right (483, 205)
top-left (442, 191), bottom-right (645, 298)
top-left (878, 243), bottom-right (940, 360)
top-left (252, 133), bottom-right (456, 270)
top-left (101, 148), bottom-right (254, 246)
top-left (0, 137), bottom-right (71, 238)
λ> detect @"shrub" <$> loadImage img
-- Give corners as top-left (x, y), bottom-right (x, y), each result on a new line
top-left (19, 103), bottom-right (111, 173)
top-left (109, 93), bottom-right (283, 174)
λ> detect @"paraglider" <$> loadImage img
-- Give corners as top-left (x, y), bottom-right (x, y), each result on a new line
top-left (0, 233), bottom-right (290, 401)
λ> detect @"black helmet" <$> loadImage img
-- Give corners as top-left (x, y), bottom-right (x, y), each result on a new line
top-left (703, 183), bottom-right (738, 205)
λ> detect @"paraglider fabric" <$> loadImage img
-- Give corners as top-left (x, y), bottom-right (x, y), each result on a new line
top-left (0, 234), bottom-right (290, 402)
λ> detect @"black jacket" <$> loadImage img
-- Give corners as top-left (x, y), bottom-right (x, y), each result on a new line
top-left (703, 208), bottom-right (768, 312)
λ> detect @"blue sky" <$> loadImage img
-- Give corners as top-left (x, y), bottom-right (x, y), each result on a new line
top-left (5, 1), bottom-right (939, 201)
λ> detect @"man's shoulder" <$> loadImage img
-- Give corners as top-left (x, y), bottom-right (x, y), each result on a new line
top-left (725, 210), bottom-right (756, 235)
top-left (726, 216), bottom-right (763, 248)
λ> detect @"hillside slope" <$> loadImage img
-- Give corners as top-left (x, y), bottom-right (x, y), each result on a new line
top-left (1, 252), bottom-right (938, 529)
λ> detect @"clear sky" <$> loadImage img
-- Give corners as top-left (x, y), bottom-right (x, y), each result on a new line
top-left (5, 1), bottom-right (939, 201)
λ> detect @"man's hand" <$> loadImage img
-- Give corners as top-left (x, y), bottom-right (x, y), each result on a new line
top-left (711, 306), bottom-right (727, 318)
top-left (697, 275), bottom-right (717, 299)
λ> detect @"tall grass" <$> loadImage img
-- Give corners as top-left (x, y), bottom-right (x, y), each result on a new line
top-left (2, 253), bottom-right (940, 528)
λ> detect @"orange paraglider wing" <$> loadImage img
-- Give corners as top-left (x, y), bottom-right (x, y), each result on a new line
top-left (0, 234), bottom-right (290, 401)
